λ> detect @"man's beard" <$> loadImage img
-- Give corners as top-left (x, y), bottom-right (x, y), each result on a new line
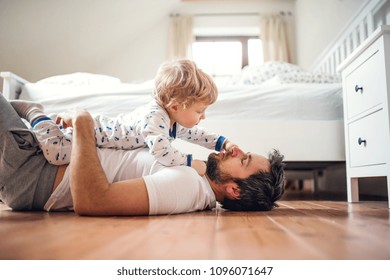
top-left (206, 153), bottom-right (231, 183)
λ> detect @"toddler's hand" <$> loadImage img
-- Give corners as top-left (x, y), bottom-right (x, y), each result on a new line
top-left (191, 159), bottom-right (207, 177)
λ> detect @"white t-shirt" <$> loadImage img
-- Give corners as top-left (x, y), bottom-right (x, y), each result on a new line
top-left (44, 148), bottom-right (216, 215)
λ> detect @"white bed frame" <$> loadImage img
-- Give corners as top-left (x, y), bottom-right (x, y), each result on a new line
top-left (1, 0), bottom-right (390, 191)
top-left (311, 0), bottom-right (390, 74)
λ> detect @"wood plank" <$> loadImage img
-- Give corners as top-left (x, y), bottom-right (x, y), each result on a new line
top-left (0, 200), bottom-right (389, 260)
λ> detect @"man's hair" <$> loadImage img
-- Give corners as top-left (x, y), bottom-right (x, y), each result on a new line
top-left (220, 149), bottom-right (286, 211)
top-left (154, 59), bottom-right (218, 109)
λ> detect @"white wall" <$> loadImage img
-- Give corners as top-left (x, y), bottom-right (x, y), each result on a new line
top-left (0, 0), bottom-right (371, 82)
top-left (0, 0), bottom-right (294, 83)
top-left (0, 0), bottom-right (179, 82)
top-left (294, 0), bottom-right (366, 70)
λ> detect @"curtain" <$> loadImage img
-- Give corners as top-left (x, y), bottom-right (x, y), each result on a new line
top-left (168, 15), bottom-right (194, 60)
top-left (260, 14), bottom-right (291, 63)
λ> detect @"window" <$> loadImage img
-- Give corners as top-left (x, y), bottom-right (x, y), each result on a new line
top-left (192, 36), bottom-right (263, 78)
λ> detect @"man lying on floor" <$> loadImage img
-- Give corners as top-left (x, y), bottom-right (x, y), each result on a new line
top-left (0, 95), bottom-right (285, 215)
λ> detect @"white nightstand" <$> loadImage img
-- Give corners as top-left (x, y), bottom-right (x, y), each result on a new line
top-left (338, 25), bottom-right (390, 208)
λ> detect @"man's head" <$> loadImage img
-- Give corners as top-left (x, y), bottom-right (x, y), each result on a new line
top-left (206, 147), bottom-right (285, 211)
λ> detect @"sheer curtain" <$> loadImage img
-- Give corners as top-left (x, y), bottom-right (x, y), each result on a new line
top-left (168, 15), bottom-right (194, 59)
top-left (260, 14), bottom-right (291, 63)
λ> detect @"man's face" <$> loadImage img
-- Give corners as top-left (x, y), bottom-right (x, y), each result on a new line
top-left (206, 147), bottom-right (270, 183)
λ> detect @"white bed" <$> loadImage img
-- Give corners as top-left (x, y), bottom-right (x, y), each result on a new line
top-left (0, 63), bottom-right (344, 165)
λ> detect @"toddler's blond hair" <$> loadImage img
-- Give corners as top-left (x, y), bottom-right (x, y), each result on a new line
top-left (154, 59), bottom-right (218, 109)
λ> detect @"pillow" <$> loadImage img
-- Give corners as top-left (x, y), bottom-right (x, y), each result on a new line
top-left (239, 61), bottom-right (303, 85)
top-left (36, 72), bottom-right (121, 85)
top-left (238, 61), bottom-right (341, 85)
top-left (277, 71), bottom-right (341, 84)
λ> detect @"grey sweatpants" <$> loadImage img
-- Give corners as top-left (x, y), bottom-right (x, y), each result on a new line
top-left (0, 94), bottom-right (57, 210)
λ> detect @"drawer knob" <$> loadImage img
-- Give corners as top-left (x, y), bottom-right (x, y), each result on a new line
top-left (355, 85), bottom-right (363, 93)
top-left (358, 137), bottom-right (367, 146)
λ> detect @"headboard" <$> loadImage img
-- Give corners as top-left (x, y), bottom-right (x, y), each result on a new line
top-left (311, 0), bottom-right (390, 74)
top-left (0, 72), bottom-right (28, 100)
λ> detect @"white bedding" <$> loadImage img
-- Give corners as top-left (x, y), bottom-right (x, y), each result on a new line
top-left (19, 62), bottom-right (343, 121)
top-left (20, 79), bottom-right (343, 121)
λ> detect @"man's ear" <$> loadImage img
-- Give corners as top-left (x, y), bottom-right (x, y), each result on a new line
top-left (225, 183), bottom-right (240, 200)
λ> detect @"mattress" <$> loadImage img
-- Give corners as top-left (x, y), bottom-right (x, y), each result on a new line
top-left (18, 61), bottom-right (343, 121)
top-left (20, 79), bottom-right (343, 121)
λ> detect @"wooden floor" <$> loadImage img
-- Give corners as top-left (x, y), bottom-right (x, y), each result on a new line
top-left (0, 190), bottom-right (389, 260)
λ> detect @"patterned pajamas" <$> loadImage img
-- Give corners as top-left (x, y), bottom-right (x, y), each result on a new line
top-left (33, 101), bottom-right (226, 166)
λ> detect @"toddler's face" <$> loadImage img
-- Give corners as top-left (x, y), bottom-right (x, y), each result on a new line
top-left (173, 102), bottom-right (208, 128)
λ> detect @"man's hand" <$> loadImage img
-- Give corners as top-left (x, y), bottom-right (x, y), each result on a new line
top-left (191, 159), bottom-right (207, 177)
top-left (55, 108), bottom-right (90, 129)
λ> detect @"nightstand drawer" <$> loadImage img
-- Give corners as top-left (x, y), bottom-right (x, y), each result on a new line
top-left (348, 109), bottom-right (387, 167)
top-left (345, 46), bottom-right (385, 119)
